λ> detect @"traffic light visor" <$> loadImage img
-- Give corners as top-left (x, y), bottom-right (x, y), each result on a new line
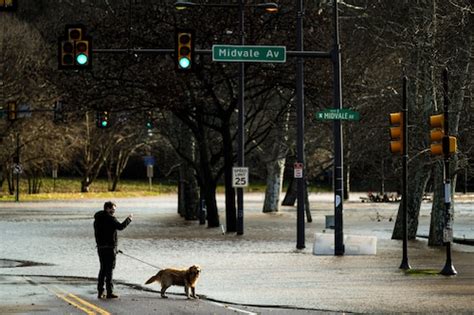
top-left (76, 53), bottom-right (88, 65)
top-left (390, 127), bottom-right (402, 139)
top-left (179, 57), bottom-right (191, 69)
top-left (430, 143), bottom-right (443, 155)
top-left (389, 112), bottom-right (402, 125)
top-left (390, 141), bottom-right (402, 154)
top-left (430, 129), bottom-right (444, 142)
top-left (430, 114), bottom-right (444, 128)
top-left (179, 33), bottom-right (191, 45)
top-left (68, 28), bottom-right (82, 41)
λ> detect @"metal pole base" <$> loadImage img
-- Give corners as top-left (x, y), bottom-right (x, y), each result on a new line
top-left (399, 259), bottom-right (411, 270)
top-left (440, 263), bottom-right (457, 276)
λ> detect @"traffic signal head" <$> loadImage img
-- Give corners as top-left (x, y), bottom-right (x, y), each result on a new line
top-left (145, 111), bottom-right (154, 130)
top-left (175, 29), bottom-right (195, 72)
top-left (429, 114), bottom-right (444, 155)
top-left (0, 0), bottom-right (17, 11)
top-left (75, 40), bottom-right (90, 66)
top-left (389, 112), bottom-right (403, 154)
top-left (429, 114), bottom-right (457, 156)
top-left (58, 25), bottom-right (92, 70)
top-left (96, 111), bottom-right (110, 128)
top-left (7, 101), bottom-right (17, 121)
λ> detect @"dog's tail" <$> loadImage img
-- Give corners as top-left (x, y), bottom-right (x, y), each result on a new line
top-left (145, 272), bottom-right (161, 285)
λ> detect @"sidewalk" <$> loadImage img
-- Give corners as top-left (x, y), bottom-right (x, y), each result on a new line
top-left (0, 193), bottom-right (473, 314)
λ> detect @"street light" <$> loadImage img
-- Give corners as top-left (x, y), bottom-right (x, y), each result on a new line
top-left (175, 0), bottom-right (278, 235)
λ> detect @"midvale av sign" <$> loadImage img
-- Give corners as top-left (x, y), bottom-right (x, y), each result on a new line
top-left (212, 45), bottom-right (286, 63)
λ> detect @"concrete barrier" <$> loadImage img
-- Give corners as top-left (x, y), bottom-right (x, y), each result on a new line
top-left (313, 233), bottom-right (377, 255)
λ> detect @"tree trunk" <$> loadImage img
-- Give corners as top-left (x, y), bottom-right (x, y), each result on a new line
top-left (178, 165), bottom-right (186, 217)
top-left (392, 159), bottom-right (431, 240)
top-left (263, 157), bottom-right (285, 212)
top-left (428, 4), bottom-right (470, 245)
top-left (7, 169), bottom-right (14, 195)
top-left (263, 107), bottom-right (289, 212)
top-left (222, 125), bottom-right (236, 231)
top-left (178, 162), bottom-right (199, 220)
top-left (393, 1), bottom-right (437, 240)
top-left (282, 173), bottom-right (297, 206)
top-left (203, 179), bottom-right (219, 228)
top-left (304, 180), bottom-right (312, 223)
top-left (81, 176), bottom-right (91, 193)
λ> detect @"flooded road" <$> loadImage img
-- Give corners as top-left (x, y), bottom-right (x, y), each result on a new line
top-left (1, 193), bottom-right (473, 313)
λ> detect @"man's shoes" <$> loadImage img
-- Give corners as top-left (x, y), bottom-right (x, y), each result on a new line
top-left (106, 293), bottom-right (119, 299)
top-left (98, 291), bottom-right (105, 299)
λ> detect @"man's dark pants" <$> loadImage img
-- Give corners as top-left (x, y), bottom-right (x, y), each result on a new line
top-left (97, 248), bottom-right (116, 294)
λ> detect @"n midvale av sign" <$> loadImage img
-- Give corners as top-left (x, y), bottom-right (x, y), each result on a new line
top-left (212, 45), bottom-right (286, 63)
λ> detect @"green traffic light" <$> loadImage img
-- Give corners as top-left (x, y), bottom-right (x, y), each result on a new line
top-left (178, 57), bottom-right (191, 69)
top-left (76, 53), bottom-right (88, 65)
top-left (101, 120), bottom-right (108, 127)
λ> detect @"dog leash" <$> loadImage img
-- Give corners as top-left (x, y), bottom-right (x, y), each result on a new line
top-left (117, 250), bottom-right (161, 270)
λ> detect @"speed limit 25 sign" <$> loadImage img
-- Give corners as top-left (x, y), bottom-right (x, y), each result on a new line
top-left (232, 167), bottom-right (249, 187)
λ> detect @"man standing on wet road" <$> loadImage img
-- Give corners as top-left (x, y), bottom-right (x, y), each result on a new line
top-left (94, 201), bottom-right (132, 299)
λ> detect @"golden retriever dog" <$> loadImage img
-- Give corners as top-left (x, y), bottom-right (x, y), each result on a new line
top-left (145, 265), bottom-right (201, 299)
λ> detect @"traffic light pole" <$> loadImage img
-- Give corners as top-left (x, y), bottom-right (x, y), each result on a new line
top-left (440, 68), bottom-right (456, 276)
top-left (295, 0), bottom-right (305, 249)
top-left (15, 132), bottom-right (20, 202)
top-left (332, 0), bottom-right (344, 255)
top-left (236, 0), bottom-right (245, 235)
top-left (399, 77), bottom-right (410, 270)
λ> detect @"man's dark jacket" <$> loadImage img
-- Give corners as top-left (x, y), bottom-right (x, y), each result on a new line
top-left (94, 211), bottom-right (131, 249)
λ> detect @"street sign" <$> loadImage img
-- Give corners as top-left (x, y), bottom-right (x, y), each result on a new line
top-left (147, 165), bottom-right (154, 178)
top-left (143, 155), bottom-right (155, 166)
top-left (12, 163), bottom-right (23, 174)
top-left (294, 163), bottom-right (303, 178)
top-left (443, 228), bottom-right (453, 243)
top-left (212, 45), bottom-right (286, 63)
top-left (17, 103), bottom-right (32, 118)
top-left (232, 167), bottom-right (249, 187)
top-left (315, 109), bottom-right (360, 121)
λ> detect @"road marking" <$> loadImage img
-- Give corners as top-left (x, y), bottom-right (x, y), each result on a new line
top-left (68, 293), bottom-right (111, 315)
top-left (58, 294), bottom-right (96, 315)
top-left (22, 276), bottom-right (110, 315)
top-left (208, 301), bottom-right (258, 315)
